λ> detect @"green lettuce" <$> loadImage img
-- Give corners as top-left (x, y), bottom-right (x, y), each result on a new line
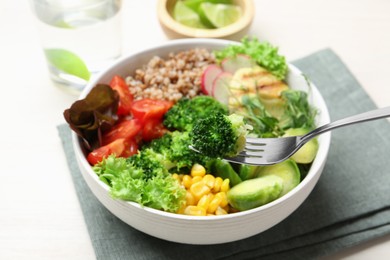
top-left (214, 36), bottom-right (288, 80)
top-left (93, 155), bottom-right (186, 213)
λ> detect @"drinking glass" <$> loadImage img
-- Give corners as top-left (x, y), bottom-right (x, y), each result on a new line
top-left (30, 0), bottom-right (122, 92)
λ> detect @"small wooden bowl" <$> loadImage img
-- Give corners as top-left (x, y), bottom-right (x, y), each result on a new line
top-left (157, 0), bottom-right (255, 39)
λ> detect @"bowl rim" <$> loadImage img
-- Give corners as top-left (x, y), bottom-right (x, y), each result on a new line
top-left (157, 0), bottom-right (255, 38)
top-left (73, 38), bottom-right (331, 221)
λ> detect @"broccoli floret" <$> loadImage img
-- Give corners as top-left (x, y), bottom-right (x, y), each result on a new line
top-left (144, 131), bottom-right (209, 173)
top-left (169, 131), bottom-right (209, 172)
top-left (126, 149), bottom-right (168, 180)
top-left (146, 134), bottom-right (177, 170)
top-left (148, 132), bottom-right (173, 154)
top-left (163, 96), bottom-right (228, 131)
top-left (190, 113), bottom-right (252, 158)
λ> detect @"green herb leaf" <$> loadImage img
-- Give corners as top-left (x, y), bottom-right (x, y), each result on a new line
top-left (44, 48), bottom-right (91, 81)
top-left (238, 95), bottom-right (282, 137)
top-left (279, 90), bottom-right (317, 130)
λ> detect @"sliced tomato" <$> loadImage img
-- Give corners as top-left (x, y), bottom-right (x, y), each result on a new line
top-left (120, 138), bottom-right (139, 158)
top-left (109, 75), bottom-right (133, 116)
top-left (142, 119), bottom-right (168, 142)
top-left (102, 118), bottom-right (142, 146)
top-left (130, 99), bottom-right (173, 123)
top-left (87, 138), bottom-right (126, 165)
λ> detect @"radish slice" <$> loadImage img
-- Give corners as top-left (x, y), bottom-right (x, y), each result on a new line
top-left (212, 72), bottom-right (232, 105)
top-left (201, 65), bottom-right (223, 95)
top-left (221, 54), bottom-right (256, 74)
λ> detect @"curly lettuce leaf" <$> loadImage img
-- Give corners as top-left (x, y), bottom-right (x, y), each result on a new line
top-left (94, 155), bottom-right (186, 213)
top-left (214, 36), bottom-right (288, 80)
top-left (142, 175), bottom-right (186, 212)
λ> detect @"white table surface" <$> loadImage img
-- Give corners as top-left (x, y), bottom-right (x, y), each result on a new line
top-left (1, 0), bottom-right (390, 259)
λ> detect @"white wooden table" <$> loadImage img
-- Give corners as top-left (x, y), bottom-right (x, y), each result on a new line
top-left (1, 0), bottom-right (389, 259)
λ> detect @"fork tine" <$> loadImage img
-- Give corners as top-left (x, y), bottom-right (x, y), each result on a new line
top-left (238, 150), bottom-right (264, 157)
top-left (224, 156), bottom-right (269, 166)
top-left (226, 137), bottom-right (297, 166)
top-left (244, 144), bottom-right (265, 151)
top-left (245, 137), bottom-right (268, 145)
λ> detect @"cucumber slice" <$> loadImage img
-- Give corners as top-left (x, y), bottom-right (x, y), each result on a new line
top-left (256, 159), bottom-right (300, 196)
top-left (227, 175), bottom-right (283, 211)
top-left (283, 128), bottom-right (319, 164)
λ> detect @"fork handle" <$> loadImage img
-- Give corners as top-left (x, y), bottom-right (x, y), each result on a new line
top-left (301, 106), bottom-right (390, 143)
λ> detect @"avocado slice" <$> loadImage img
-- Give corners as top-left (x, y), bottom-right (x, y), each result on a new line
top-left (256, 159), bottom-right (300, 196)
top-left (227, 175), bottom-right (283, 211)
top-left (283, 128), bottom-right (319, 164)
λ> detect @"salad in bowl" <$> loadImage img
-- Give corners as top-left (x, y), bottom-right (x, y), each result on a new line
top-left (65, 37), bottom-right (330, 244)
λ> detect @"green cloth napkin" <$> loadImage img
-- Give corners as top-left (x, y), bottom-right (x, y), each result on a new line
top-left (57, 49), bottom-right (390, 260)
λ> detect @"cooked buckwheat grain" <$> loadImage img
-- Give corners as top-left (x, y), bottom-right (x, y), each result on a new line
top-left (125, 48), bottom-right (215, 102)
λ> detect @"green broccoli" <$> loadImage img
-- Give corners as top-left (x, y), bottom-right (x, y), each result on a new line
top-left (146, 134), bottom-right (177, 170)
top-left (168, 131), bottom-right (210, 171)
top-left (126, 148), bottom-right (170, 180)
top-left (163, 96), bottom-right (228, 132)
top-left (145, 131), bottom-right (209, 173)
top-left (190, 113), bottom-right (252, 158)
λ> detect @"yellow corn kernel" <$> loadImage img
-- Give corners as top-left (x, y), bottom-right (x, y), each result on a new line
top-left (185, 190), bottom-right (196, 206)
top-left (213, 177), bottom-right (223, 192)
top-left (191, 163), bottom-right (206, 177)
top-left (192, 175), bottom-right (203, 184)
top-left (207, 194), bottom-right (222, 214)
top-left (215, 192), bottom-right (228, 207)
top-left (223, 204), bottom-right (230, 213)
top-left (215, 206), bottom-right (228, 215)
top-left (220, 179), bottom-right (230, 192)
top-left (202, 174), bottom-right (215, 189)
top-left (172, 173), bottom-right (180, 180)
top-left (184, 206), bottom-right (206, 216)
top-left (177, 203), bottom-right (186, 214)
top-left (182, 175), bottom-right (192, 189)
top-left (190, 181), bottom-right (210, 200)
top-left (197, 193), bottom-right (213, 210)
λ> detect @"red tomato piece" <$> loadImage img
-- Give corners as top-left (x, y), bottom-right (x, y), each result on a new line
top-left (120, 138), bottom-right (139, 158)
top-left (87, 138), bottom-right (126, 165)
top-left (142, 119), bottom-right (168, 142)
top-left (102, 119), bottom-right (142, 146)
top-left (109, 75), bottom-right (133, 116)
top-left (130, 99), bottom-right (173, 123)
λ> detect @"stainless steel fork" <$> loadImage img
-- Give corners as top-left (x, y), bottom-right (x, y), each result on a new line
top-left (224, 106), bottom-right (390, 166)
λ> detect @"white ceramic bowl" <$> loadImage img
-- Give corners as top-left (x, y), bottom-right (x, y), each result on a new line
top-left (72, 39), bottom-right (331, 245)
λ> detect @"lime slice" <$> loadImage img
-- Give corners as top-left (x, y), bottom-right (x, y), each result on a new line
top-left (44, 48), bottom-right (90, 81)
top-left (199, 2), bottom-right (242, 28)
top-left (183, 0), bottom-right (233, 12)
top-left (183, 0), bottom-right (204, 12)
top-left (173, 1), bottom-right (206, 28)
top-left (54, 20), bottom-right (74, 29)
